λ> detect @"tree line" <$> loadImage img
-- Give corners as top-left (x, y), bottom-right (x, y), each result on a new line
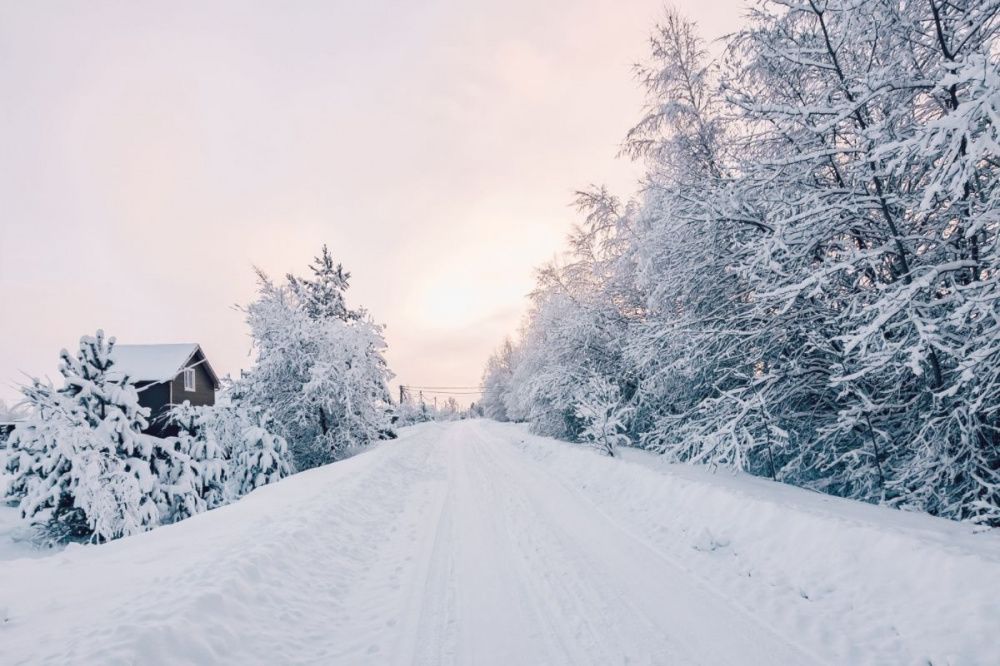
top-left (482, 0), bottom-right (1000, 525)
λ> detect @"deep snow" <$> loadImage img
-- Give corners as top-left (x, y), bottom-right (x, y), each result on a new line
top-left (0, 420), bottom-right (997, 664)
top-left (0, 504), bottom-right (51, 562)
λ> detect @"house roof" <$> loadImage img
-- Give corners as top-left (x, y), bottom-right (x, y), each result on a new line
top-left (110, 343), bottom-right (220, 389)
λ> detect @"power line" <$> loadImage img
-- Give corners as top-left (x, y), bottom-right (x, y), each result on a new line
top-left (403, 387), bottom-right (484, 392)
top-left (401, 385), bottom-right (484, 390)
top-left (397, 384), bottom-right (485, 404)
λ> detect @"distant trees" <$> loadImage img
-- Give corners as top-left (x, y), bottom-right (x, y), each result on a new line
top-left (395, 391), bottom-right (473, 425)
top-left (483, 1), bottom-right (1000, 525)
top-left (481, 338), bottom-right (516, 421)
top-left (235, 245), bottom-right (394, 469)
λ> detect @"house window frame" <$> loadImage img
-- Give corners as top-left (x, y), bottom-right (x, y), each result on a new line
top-left (183, 367), bottom-right (196, 392)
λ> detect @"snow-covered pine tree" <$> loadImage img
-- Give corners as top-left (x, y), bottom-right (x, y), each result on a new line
top-left (169, 402), bottom-right (230, 510)
top-left (228, 409), bottom-right (292, 498)
top-left (287, 244), bottom-right (360, 322)
top-left (3, 331), bottom-right (205, 542)
top-left (169, 401), bottom-right (292, 502)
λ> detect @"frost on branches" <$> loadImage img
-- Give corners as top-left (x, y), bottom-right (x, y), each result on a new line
top-left (237, 246), bottom-right (394, 469)
top-left (2, 331), bottom-right (204, 542)
top-left (480, 338), bottom-right (516, 422)
top-left (575, 377), bottom-right (633, 457)
top-left (483, 2), bottom-right (1000, 525)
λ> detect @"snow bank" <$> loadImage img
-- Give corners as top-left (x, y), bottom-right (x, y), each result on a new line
top-left (0, 471), bottom-right (57, 562)
top-left (0, 422), bottom-right (451, 664)
top-left (0, 504), bottom-right (53, 562)
top-left (504, 423), bottom-right (999, 665)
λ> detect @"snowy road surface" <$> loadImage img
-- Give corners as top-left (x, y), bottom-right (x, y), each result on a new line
top-left (2, 420), bottom-right (997, 664)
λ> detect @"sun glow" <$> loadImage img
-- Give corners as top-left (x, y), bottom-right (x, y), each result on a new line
top-left (413, 277), bottom-right (486, 330)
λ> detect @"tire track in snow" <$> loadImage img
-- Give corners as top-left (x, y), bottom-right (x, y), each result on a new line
top-left (455, 419), bottom-right (823, 665)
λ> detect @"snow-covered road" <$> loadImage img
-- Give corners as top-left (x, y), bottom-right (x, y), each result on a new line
top-left (2, 420), bottom-right (997, 664)
top-left (392, 420), bottom-right (815, 665)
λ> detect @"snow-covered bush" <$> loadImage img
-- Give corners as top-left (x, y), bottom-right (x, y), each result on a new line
top-left (394, 394), bottom-right (469, 426)
top-left (169, 402), bottom-right (231, 510)
top-left (235, 246), bottom-right (394, 469)
top-left (2, 331), bottom-right (204, 542)
top-left (394, 396), bottom-right (434, 426)
top-left (169, 402), bottom-right (292, 502)
top-left (574, 376), bottom-right (633, 457)
top-left (230, 421), bottom-right (292, 497)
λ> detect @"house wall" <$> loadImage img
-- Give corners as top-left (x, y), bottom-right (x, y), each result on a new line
top-left (135, 381), bottom-right (173, 437)
top-left (133, 350), bottom-right (217, 438)
top-left (169, 350), bottom-right (216, 408)
top-left (0, 423), bottom-right (15, 448)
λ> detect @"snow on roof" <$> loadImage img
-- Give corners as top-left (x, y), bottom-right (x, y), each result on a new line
top-left (110, 343), bottom-right (204, 384)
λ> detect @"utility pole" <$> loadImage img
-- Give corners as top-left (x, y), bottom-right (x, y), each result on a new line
top-left (399, 385), bottom-right (405, 404)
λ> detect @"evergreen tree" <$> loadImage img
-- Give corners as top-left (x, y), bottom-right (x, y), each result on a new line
top-left (287, 244), bottom-right (359, 322)
top-left (3, 331), bottom-right (204, 542)
top-left (169, 401), bottom-right (292, 501)
top-left (169, 402), bottom-right (230, 510)
top-left (229, 411), bottom-right (292, 498)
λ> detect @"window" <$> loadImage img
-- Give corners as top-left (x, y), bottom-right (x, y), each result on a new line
top-left (183, 367), bottom-right (196, 392)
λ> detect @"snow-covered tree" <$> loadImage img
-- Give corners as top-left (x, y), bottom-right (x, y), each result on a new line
top-left (236, 248), bottom-right (394, 469)
top-left (169, 402), bottom-right (231, 510)
top-left (230, 419), bottom-right (292, 497)
top-left (3, 331), bottom-right (204, 542)
top-left (574, 376), bottom-right (633, 457)
top-left (170, 401), bottom-right (292, 501)
top-left (393, 392), bottom-right (431, 426)
top-left (287, 244), bottom-right (360, 322)
top-left (481, 339), bottom-right (516, 421)
top-left (482, 2), bottom-right (1000, 525)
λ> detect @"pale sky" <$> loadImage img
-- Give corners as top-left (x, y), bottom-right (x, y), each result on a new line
top-left (0, 0), bottom-right (743, 404)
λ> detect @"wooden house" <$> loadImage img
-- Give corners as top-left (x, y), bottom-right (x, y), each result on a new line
top-left (0, 422), bottom-right (15, 448)
top-left (110, 344), bottom-right (220, 437)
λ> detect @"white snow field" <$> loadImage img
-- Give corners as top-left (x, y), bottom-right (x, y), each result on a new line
top-left (1, 419), bottom-right (998, 665)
